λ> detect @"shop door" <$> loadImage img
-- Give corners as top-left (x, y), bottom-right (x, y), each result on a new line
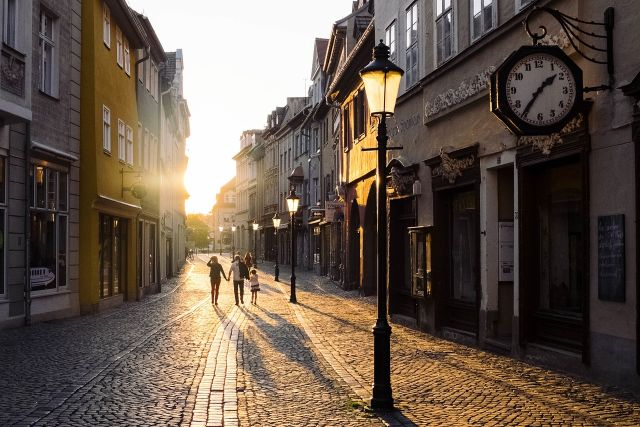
top-left (520, 156), bottom-right (586, 355)
top-left (435, 187), bottom-right (480, 334)
top-left (389, 197), bottom-right (416, 318)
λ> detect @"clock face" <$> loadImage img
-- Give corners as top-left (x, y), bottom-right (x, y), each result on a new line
top-left (505, 52), bottom-right (577, 127)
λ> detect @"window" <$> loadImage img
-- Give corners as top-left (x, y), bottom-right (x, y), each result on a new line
top-left (385, 20), bottom-right (397, 61)
top-left (39, 10), bottom-right (58, 96)
top-left (137, 123), bottom-right (142, 165)
top-left (103, 2), bottom-right (110, 47)
top-left (405, 3), bottom-right (418, 87)
top-left (103, 106), bottom-right (111, 153)
top-left (137, 53), bottom-right (143, 82)
top-left (516, 0), bottom-right (534, 11)
top-left (353, 90), bottom-right (367, 139)
top-left (152, 64), bottom-right (159, 99)
top-left (117, 119), bottom-right (125, 161)
top-left (116, 27), bottom-right (123, 67)
top-left (436, 0), bottom-right (455, 65)
top-left (3, 0), bottom-right (17, 48)
top-left (313, 128), bottom-right (319, 152)
top-left (29, 164), bottom-right (69, 292)
top-left (124, 39), bottom-right (130, 75)
top-left (471, 0), bottom-right (495, 40)
top-left (126, 126), bottom-right (133, 165)
top-left (343, 103), bottom-right (352, 151)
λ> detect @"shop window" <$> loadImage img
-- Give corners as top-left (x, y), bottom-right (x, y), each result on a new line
top-left (29, 164), bottom-right (68, 292)
top-left (409, 226), bottom-right (433, 298)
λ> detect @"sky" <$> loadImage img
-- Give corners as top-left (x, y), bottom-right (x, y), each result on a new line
top-left (127, 0), bottom-right (355, 214)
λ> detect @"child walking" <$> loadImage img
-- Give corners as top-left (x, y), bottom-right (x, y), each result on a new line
top-left (249, 269), bottom-right (260, 305)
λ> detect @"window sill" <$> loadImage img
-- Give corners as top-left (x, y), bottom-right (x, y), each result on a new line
top-left (104, 41), bottom-right (110, 49)
top-left (103, 149), bottom-right (112, 156)
top-left (29, 288), bottom-right (72, 298)
top-left (38, 89), bottom-right (59, 101)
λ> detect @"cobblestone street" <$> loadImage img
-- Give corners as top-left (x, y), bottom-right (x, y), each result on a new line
top-left (1, 254), bottom-right (640, 426)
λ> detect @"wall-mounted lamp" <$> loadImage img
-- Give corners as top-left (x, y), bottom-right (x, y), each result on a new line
top-left (121, 168), bottom-right (147, 199)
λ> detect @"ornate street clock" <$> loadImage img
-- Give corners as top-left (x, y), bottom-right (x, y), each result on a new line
top-left (491, 45), bottom-right (583, 135)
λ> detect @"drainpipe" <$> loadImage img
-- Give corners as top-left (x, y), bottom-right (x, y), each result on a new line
top-left (24, 123), bottom-right (31, 326)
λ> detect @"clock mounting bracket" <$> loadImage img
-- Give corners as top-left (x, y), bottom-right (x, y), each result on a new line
top-left (524, 6), bottom-right (614, 90)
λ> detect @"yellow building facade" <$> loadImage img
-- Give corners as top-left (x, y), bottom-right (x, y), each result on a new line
top-left (80, 0), bottom-right (146, 312)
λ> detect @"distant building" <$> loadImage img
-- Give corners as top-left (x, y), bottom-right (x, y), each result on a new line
top-left (211, 177), bottom-right (236, 254)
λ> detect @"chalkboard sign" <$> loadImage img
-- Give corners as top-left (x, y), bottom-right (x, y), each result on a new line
top-left (598, 214), bottom-right (625, 302)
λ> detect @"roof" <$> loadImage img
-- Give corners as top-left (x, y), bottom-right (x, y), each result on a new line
top-left (315, 38), bottom-right (329, 69)
top-left (105, 0), bottom-right (146, 48)
top-left (133, 12), bottom-right (168, 63)
top-left (160, 51), bottom-right (176, 84)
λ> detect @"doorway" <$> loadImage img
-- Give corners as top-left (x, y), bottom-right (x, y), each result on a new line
top-left (389, 197), bottom-right (417, 318)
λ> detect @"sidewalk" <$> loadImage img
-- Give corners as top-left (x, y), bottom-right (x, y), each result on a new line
top-left (252, 259), bottom-right (640, 426)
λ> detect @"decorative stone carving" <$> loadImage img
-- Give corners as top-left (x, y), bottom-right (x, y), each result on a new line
top-left (388, 166), bottom-right (416, 196)
top-left (538, 32), bottom-right (571, 50)
top-left (432, 149), bottom-right (476, 184)
top-left (424, 66), bottom-right (496, 120)
top-left (517, 114), bottom-right (585, 155)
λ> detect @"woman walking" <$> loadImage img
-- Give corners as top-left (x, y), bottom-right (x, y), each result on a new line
top-left (206, 256), bottom-right (228, 305)
top-left (244, 252), bottom-right (253, 269)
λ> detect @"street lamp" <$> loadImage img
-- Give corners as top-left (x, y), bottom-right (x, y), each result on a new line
top-left (359, 40), bottom-right (403, 411)
top-left (218, 225), bottom-right (223, 256)
top-left (252, 221), bottom-right (259, 266)
top-left (272, 213), bottom-right (281, 281)
top-left (231, 225), bottom-right (236, 259)
top-left (285, 188), bottom-right (300, 303)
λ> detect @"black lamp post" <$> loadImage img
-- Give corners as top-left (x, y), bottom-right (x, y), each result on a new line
top-left (231, 225), bottom-right (236, 259)
top-left (359, 40), bottom-right (404, 411)
top-left (218, 225), bottom-right (223, 256)
top-left (286, 188), bottom-right (300, 303)
top-left (252, 221), bottom-right (259, 265)
top-left (273, 213), bottom-right (281, 281)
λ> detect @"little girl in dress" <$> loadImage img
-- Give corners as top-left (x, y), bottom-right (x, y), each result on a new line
top-left (249, 269), bottom-right (260, 305)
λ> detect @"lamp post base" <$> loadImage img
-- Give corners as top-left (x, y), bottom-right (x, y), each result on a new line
top-left (290, 275), bottom-right (297, 304)
top-left (371, 321), bottom-right (394, 411)
top-left (274, 264), bottom-right (279, 282)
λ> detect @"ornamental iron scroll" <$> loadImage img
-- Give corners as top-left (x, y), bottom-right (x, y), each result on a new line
top-left (524, 6), bottom-right (614, 89)
top-left (432, 148), bottom-right (476, 184)
top-left (517, 113), bottom-right (584, 155)
top-left (1, 50), bottom-right (25, 97)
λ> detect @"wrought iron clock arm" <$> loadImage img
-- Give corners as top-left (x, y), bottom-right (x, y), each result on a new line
top-left (523, 6), bottom-right (614, 87)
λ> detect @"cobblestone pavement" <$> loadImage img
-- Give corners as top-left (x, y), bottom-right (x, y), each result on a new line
top-left (1, 254), bottom-right (640, 426)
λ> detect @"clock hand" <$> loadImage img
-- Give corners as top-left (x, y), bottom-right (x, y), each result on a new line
top-left (521, 73), bottom-right (557, 118)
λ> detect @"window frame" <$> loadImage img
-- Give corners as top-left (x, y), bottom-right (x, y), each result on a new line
top-left (117, 119), bottom-right (126, 162)
top-left (470, 0), bottom-right (497, 41)
top-left (39, 8), bottom-right (59, 97)
top-left (515, 0), bottom-right (534, 12)
top-left (3, 0), bottom-right (17, 49)
top-left (116, 26), bottom-right (123, 67)
top-left (103, 1), bottom-right (111, 48)
top-left (385, 20), bottom-right (397, 62)
top-left (126, 125), bottom-right (133, 166)
top-left (405, 2), bottom-right (419, 88)
top-left (103, 105), bottom-right (111, 153)
top-left (435, 0), bottom-right (456, 66)
top-left (124, 38), bottom-right (130, 75)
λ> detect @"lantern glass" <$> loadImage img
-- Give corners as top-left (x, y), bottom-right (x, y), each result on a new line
top-left (218, 226), bottom-right (223, 232)
top-left (360, 69), bottom-right (403, 116)
top-left (231, 225), bottom-right (236, 232)
top-left (252, 222), bottom-right (259, 231)
top-left (272, 215), bottom-right (281, 228)
top-left (286, 194), bottom-right (300, 214)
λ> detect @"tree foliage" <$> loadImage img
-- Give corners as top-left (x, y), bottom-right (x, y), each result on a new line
top-left (186, 214), bottom-right (210, 248)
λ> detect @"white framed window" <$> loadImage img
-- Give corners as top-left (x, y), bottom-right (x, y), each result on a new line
top-left (102, 1), bottom-right (110, 47)
top-left (405, 2), bottom-right (418, 87)
top-left (435, 0), bottom-right (455, 65)
top-left (29, 164), bottom-right (69, 292)
top-left (116, 27), bottom-right (123, 67)
top-left (126, 125), bottom-right (133, 165)
top-left (103, 105), bottom-right (111, 153)
top-left (471, 0), bottom-right (496, 40)
top-left (124, 39), bottom-right (130, 75)
top-left (385, 20), bottom-right (397, 62)
top-left (117, 119), bottom-right (125, 161)
top-left (39, 9), bottom-right (59, 97)
top-left (3, 0), bottom-right (17, 49)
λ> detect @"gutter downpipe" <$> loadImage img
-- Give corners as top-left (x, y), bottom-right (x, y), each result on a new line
top-left (24, 123), bottom-right (31, 326)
